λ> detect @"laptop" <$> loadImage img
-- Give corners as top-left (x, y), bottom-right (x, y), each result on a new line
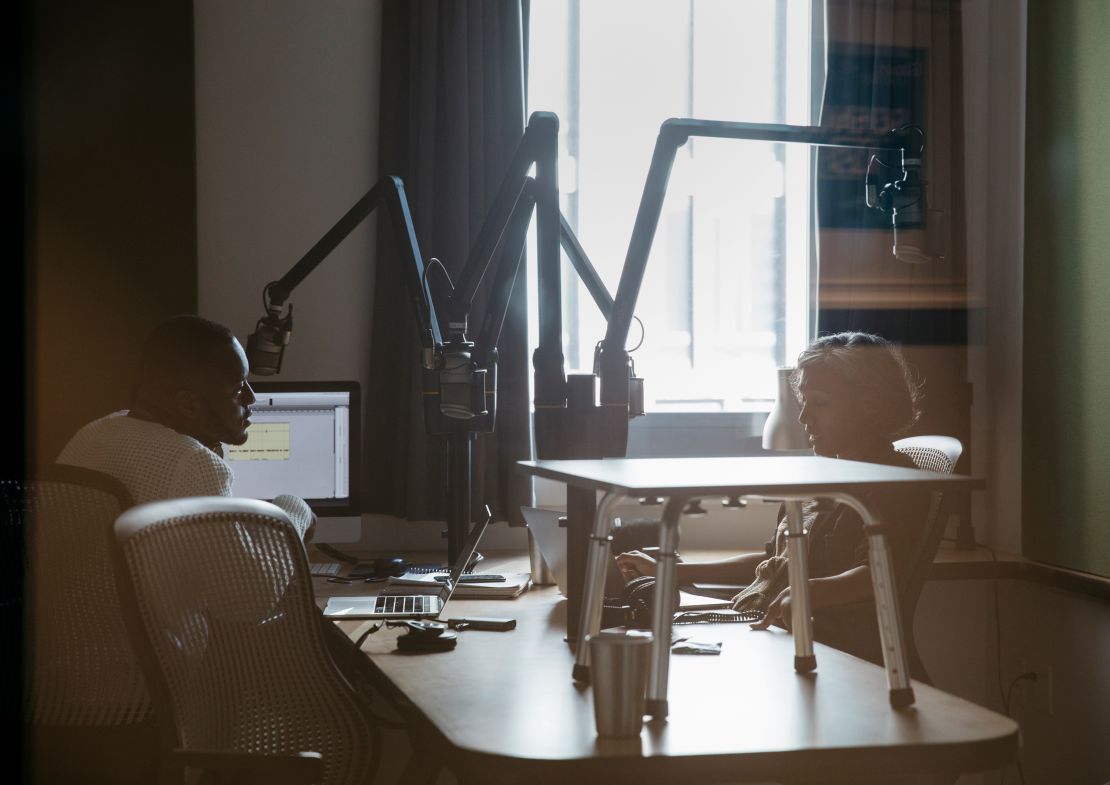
top-left (520, 506), bottom-right (733, 611)
top-left (322, 516), bottom-right (488, 620)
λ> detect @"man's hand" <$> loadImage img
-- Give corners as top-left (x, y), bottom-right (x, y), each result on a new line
top-left (615, 550), bottom-right (657, 580)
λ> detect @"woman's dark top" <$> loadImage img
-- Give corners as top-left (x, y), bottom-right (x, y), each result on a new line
top-left (763, 450), bottom-right (932, 671)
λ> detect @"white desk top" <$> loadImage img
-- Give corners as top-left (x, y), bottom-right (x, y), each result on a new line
top-left (519, 455), bottom-right (982, 498)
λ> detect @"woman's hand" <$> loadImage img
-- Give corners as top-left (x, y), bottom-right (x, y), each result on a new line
top-left (750, 586), bottom-right (796, 631)
top-left (614, 549), bottom-right (657, 580)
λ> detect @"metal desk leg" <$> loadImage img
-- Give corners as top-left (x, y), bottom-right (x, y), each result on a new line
top-left (645, 495), bottom-right (685, 719)
top-left (572, 490), bottom-right (622, 683)
top-left (828, 492), bottom-right (914, 708)
top-left (783, 500), bottom-right (816, 672)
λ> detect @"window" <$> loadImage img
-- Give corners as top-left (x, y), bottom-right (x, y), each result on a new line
top-left (527, 0), bottom-right (821, 413)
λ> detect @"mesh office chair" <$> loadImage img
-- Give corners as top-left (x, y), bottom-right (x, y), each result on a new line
top-left (20, 464), bottom-right (158, 784)
top-left (892, 435), bottom-right (964, 685)
top-left (112, 497), bottom-right (377, 785)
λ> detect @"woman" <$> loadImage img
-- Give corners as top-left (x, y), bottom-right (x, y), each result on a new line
top-left (615, 332), bottom-right (929, 666)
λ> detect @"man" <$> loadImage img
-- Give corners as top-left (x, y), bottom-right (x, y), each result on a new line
top-left (39, 316), bottom-right (317, 784)
top-left (58, 314), bottom-right (315, 538)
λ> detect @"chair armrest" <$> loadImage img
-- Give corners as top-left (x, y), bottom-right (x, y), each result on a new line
top-left (171, 748), bottom-right (324, 785)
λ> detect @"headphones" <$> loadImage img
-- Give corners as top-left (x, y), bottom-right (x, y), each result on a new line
top-left (603, 576), bottom-right (682, 629)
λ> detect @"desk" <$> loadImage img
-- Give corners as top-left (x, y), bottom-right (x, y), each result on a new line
top-left (517, 456), bottom-right (984, 715)
top-left (332, 578), bottom-right (1017, 785)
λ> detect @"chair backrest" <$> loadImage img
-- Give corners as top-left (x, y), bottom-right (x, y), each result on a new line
top-left (112, 497), bottom-right (375, 785)
top-left (892, 436), bottom-right (964, 678)
top-left (892, 435), bottom-right (963, 475)
top-left (22, 464), bottom-right (150, 727)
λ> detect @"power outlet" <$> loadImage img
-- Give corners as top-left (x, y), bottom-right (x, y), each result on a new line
top-left (1018, 660), bottom-right (1054, 715)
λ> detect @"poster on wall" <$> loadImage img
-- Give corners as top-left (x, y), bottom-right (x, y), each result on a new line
top-left (817, 43), bottom-right (927, 231)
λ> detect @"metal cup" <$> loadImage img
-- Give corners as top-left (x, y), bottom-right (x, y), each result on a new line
top-left (587, 631), bottom-right (652, 737)
top-left (527, 527), bottom-right (556, 585)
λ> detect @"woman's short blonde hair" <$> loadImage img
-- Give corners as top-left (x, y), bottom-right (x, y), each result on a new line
top-left (792, 332), bottom-right (922, 439)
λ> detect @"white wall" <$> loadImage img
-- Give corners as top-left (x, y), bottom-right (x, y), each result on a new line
top-left (195, 0), bottom-right (382, 381)
top-left (917, 577), bottom-right (1110, 785)
top-left (194, 1), bottom-right (382, 542)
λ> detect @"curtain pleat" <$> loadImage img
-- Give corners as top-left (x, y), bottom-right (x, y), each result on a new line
top-left (367, 0), bottom-right (530, 525)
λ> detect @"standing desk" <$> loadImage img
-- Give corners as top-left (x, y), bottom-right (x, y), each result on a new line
top-left (517, 456), bottom-right (984, 715)
top-left (337, 581), bottom-right (1018, 785)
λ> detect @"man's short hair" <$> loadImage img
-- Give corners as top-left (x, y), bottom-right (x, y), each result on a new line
top-left (135, 315), bottom-right (237, 396)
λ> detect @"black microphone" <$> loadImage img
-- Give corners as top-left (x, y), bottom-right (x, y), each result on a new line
top-left (246, 305), bottom-right (292, 376)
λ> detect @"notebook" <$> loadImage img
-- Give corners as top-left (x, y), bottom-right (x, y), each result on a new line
top-left (384, 570), bottom-right (531, 600)
top-left (520, 506), bottom-right (733, 611)
top-left (322, 516), bottom-right (488, 620)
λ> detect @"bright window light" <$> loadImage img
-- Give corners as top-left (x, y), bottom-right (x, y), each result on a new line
top-left (528, 0), bottom-right (818, 412)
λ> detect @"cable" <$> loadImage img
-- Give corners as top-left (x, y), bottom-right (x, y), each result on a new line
top-left (1003, 671), bottom-right (1038, 716)
top-left (421, 256), bottom-right (455, 297)
top-left (628, 315), bottom-right (646, 352)
top-left (346, 622), bottom-right (409, 731)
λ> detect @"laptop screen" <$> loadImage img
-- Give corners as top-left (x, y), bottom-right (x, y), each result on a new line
top-left (227, 381), bottom-right (360, 516)
top-left (436, 516), bottom-right (490, 605)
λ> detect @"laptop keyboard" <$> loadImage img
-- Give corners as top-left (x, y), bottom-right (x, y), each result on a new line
top-left (375, 595), bottom-right (434, 614)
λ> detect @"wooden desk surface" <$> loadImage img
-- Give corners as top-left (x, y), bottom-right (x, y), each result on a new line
top-left (326, 554), bottom-right (1017, 785)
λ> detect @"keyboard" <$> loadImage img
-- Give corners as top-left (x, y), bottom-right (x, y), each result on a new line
top-left (375, 595), bottom-right (434, 614)
top-left (310, 562), bottom-right (342, 577)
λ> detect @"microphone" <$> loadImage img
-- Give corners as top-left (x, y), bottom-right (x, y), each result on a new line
top-left (246, 305), bottom-right (292, 376)
top-left (892, 223), bottom-right (932, 265)
top-left (866, 138), bottom-right (936, 265)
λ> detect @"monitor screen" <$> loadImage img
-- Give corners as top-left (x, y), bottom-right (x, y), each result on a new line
top-left (227, 380), bottom-right (360, 516)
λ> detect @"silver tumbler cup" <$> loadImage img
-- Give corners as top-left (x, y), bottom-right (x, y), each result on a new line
top-left (587, 632), bottom-right (652, 736)
top-left (527, 527), bottom-right (556, 585)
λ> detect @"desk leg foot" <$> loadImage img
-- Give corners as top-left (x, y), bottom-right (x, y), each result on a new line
top-left (794, 654), bottom-right (817, 673)
top-left (645, 698), bottom-right (668, 718)
top-left (572, 664), bottom-right (591, 684)
top-left (889, 686), bottom-right (915, 709)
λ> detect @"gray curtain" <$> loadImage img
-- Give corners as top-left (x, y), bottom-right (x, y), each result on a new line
top-left (366, 0), bottom-right (531, 525)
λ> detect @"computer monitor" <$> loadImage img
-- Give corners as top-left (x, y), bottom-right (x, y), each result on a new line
top-left (227, 381), bottom-right (360, 517)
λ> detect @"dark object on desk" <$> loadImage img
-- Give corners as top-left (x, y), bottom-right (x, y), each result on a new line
top-left (348, 557), bottom-right (408, 580)
top-left (389, 620), bottom-right (458, 652)
top-left (446, 617), bottom-right (516, 631)
top-left (621, 575), bottom-right (680, 629)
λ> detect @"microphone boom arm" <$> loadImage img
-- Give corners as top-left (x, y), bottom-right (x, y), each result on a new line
top-left (597, 118), bottom-right (919, 414)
